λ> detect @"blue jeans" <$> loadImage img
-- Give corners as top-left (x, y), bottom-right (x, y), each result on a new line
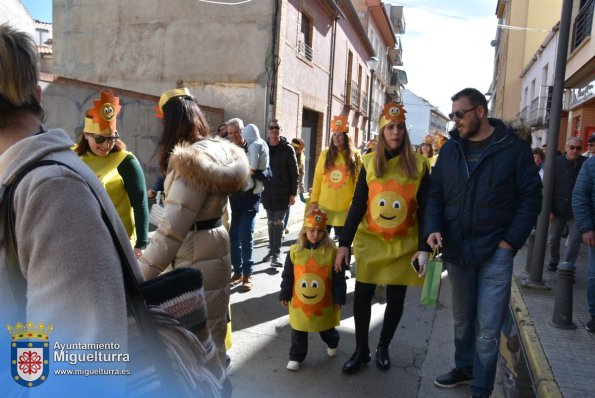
top-left (446, 247), bottom-right (513, 396)
top-left (589, 246), bottom-right (595, 316)
top-left (230, 211), bottom-right (257, 276)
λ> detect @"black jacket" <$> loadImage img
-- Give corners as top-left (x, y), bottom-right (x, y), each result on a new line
top-left (552, 154), bottom-right (586, 218)
top-left (424, 118), bottom-right (542, 267)
top-left (261, 136), bottom-right (298, 210)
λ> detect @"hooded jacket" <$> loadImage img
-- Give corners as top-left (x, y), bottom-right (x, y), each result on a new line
top-left (572, 156), bottom-right (595, 234)
top-left (0, 129), bottom-right (138, 345)
top-left (424, 118), bottom-right (542, 267)
top-left (140, 138), bottom-right (249, 363)
top-left (261, 136), bottom-right (299, 210)
top-left (243, 124), bottom-right (269, 172)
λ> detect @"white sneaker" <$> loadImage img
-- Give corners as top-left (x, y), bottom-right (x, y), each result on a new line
top-left (286, 360), bottom-right (301, 371)
top-left (327, 347), bottom-right (337, 357)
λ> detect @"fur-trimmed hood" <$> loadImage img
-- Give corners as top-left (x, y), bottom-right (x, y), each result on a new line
top-left (168, 138), bottom-right (249, 194)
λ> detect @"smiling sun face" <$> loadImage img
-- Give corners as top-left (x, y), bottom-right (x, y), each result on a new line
top-left (296, 273), bottom-right (325, 305)
top-left (324, 164), bottom-right (349, 189)
top-left (366, 179), bottom-right (416, 240)
top-left (292, 257), bottom-right (331, 319)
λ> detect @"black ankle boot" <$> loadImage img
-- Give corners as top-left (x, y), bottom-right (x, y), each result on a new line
top-left (342, 347), bottom-right (371, 374)
top-left (375, 345), bottom-right (390, 371)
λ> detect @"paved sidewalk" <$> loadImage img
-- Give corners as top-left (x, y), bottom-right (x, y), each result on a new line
top-left (246, 203), bottom-right (595, 397)
top-left (511, 240), bottom-right (595, 398)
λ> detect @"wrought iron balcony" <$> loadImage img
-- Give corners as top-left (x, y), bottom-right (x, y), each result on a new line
top-left (572, 0), bottom-right (593, 51)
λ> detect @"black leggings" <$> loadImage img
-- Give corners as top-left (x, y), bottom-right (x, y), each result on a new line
top-left (353, 281), bottom-right (407, 349)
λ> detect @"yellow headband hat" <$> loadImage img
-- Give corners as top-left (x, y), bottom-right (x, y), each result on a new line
top-left (83, 90), bottom-right (121, 134)
top-left (378, 102), bottom-right (407, 131)
top-left (330, 114), bottom-right (349, 133)
top-left (304, 208), bottom-right (328, 229)
top-left (155, 87), bottom-right (193, 118)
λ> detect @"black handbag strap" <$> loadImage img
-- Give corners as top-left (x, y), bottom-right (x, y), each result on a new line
top-left (2, 159), bottom-right (177, 394)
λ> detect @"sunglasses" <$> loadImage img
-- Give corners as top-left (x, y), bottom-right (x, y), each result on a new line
top-left (269, 126), bottom-right (280, 130)
top-left (568, 145), bottom-right (582, 151)
top-left (448, 106), bottom-right (479, 121)
top-left (421, 143), bottom-right (432, 147)
top-left (87, 132), bottom-right (120, 144)
top-left (588, 143), bottom-right (595, 147)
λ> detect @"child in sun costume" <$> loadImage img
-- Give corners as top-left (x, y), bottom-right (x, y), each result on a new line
top-left (336, 102), bottom-right (431, 374)
top-left (310, 114), bottom-right (362, 238)
top-left (279, 209), bottom-right (347, 371)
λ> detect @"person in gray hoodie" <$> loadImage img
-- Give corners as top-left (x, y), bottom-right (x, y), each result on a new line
top-left (243, 123), bottom-right (270, 194)
top-left (0, 24), bottom-right (141, 396)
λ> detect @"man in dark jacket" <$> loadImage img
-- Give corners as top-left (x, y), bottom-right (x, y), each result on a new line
top-left (261, 119), bottom-right (299, 266)
top-left (425, 88), bottom-right (542, 398)
top-left (547, 137), bottom-right (586, 271)
top-left (572, 156), bottom-right (595, 333)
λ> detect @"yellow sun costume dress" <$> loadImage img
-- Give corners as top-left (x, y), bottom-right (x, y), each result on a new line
top-left (288, 244), bottom-right (339, 332)
top-left (352, 149), bottom-right (429, 287)
top-left (310, 148), bottom-right (361, 226)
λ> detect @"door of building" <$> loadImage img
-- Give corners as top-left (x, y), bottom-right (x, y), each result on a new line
top-left (301, 109), bottom-right (319, 191)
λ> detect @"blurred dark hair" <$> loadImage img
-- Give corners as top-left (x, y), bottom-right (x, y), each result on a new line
top-left (451, 88), bottom-right (488, 111)
top-left (0, 23), bottom-right (44, 127)
top-left (158, 95), bottom-right (210, 175)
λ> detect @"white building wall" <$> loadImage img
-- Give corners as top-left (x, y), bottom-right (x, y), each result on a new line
top-left (402, 88), bottom-right (431, 145)
top-left (0, 0), bottom-right (35, 36)
top-left (520, 27), bottom-right (558, 147)
top-left (52, 0), bottom-right (274, 129)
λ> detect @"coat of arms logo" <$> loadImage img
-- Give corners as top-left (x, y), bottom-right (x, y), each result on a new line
top-left (7, 321), bottom-right (52, 387)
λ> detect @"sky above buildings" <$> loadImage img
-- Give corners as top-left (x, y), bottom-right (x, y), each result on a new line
top-left (391, 0), bottom-right (498, 117)
top-left (23, 0), bottom-right (548, 118)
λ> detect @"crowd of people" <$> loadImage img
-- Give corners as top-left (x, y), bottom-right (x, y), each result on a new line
top-left (2, 23), bottom-right (595, 398)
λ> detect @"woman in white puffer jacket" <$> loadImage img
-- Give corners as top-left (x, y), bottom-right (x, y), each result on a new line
top-left (140, 87), bottom-right (249, 365)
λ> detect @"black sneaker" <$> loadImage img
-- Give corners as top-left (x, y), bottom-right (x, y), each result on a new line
top-left (434, 368), bottom-right (473, 388)
top-left (547, 262), bottom-right (558, 272)
top-left (262, 252), bottom-right (273, 263)
top-left (270, 256), bottom-right (283, 267)
top-left (586, 317), bottom-right (595, 333)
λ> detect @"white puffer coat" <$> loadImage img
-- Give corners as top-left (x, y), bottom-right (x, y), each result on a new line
top-left (140, 138), bottom-right (249, 363)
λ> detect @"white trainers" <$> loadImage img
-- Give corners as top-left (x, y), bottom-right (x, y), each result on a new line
top-left (286, 360), bottom-right (301, 371)
top-left (327, 347), bottom-right (337, 357)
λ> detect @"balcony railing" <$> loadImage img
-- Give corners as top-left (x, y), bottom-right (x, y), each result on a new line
top-left (526, 86), bottom-right (554, 127)
top-left (350, 81), bottom-right (360, 110)
top-left (361, 92), bottom-right (368, 115)
top-left (298, 40), bottom-right (313, 61)
top-left (572, 0), bottom-right (593, 51)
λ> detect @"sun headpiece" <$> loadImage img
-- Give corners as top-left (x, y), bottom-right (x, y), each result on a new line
top-left (379, 102), bottom-right (407, 131)
top-left (83, 90), bottom-right (121, 134)
top-left (304, 208), bottom-right (328, 229)
top-left (330, 115), bottom-right (349, 133)
top-left (155, 87), bottom-right (194, 118)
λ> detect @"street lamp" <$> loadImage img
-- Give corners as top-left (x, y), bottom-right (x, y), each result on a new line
top-left (366, 56), bottom-right (380, 141)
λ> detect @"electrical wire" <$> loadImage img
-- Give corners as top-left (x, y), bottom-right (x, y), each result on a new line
top-left (196, 0), bottom-right (252, 5)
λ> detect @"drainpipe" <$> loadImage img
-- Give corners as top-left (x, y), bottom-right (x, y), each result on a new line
top-left (265, 0), bottom-right (281, 138)
top-left (326, 15), bottom-right (339, 144)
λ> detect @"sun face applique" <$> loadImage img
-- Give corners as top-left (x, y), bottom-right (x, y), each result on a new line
top-left (87, 90), bottom-right (121, 133)
top-left (292, 257), bottom-right (331, 319)
top-left (324, 164), bottom-right (349, 190)
top-left (366, 179), bottom-right (417, 240)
